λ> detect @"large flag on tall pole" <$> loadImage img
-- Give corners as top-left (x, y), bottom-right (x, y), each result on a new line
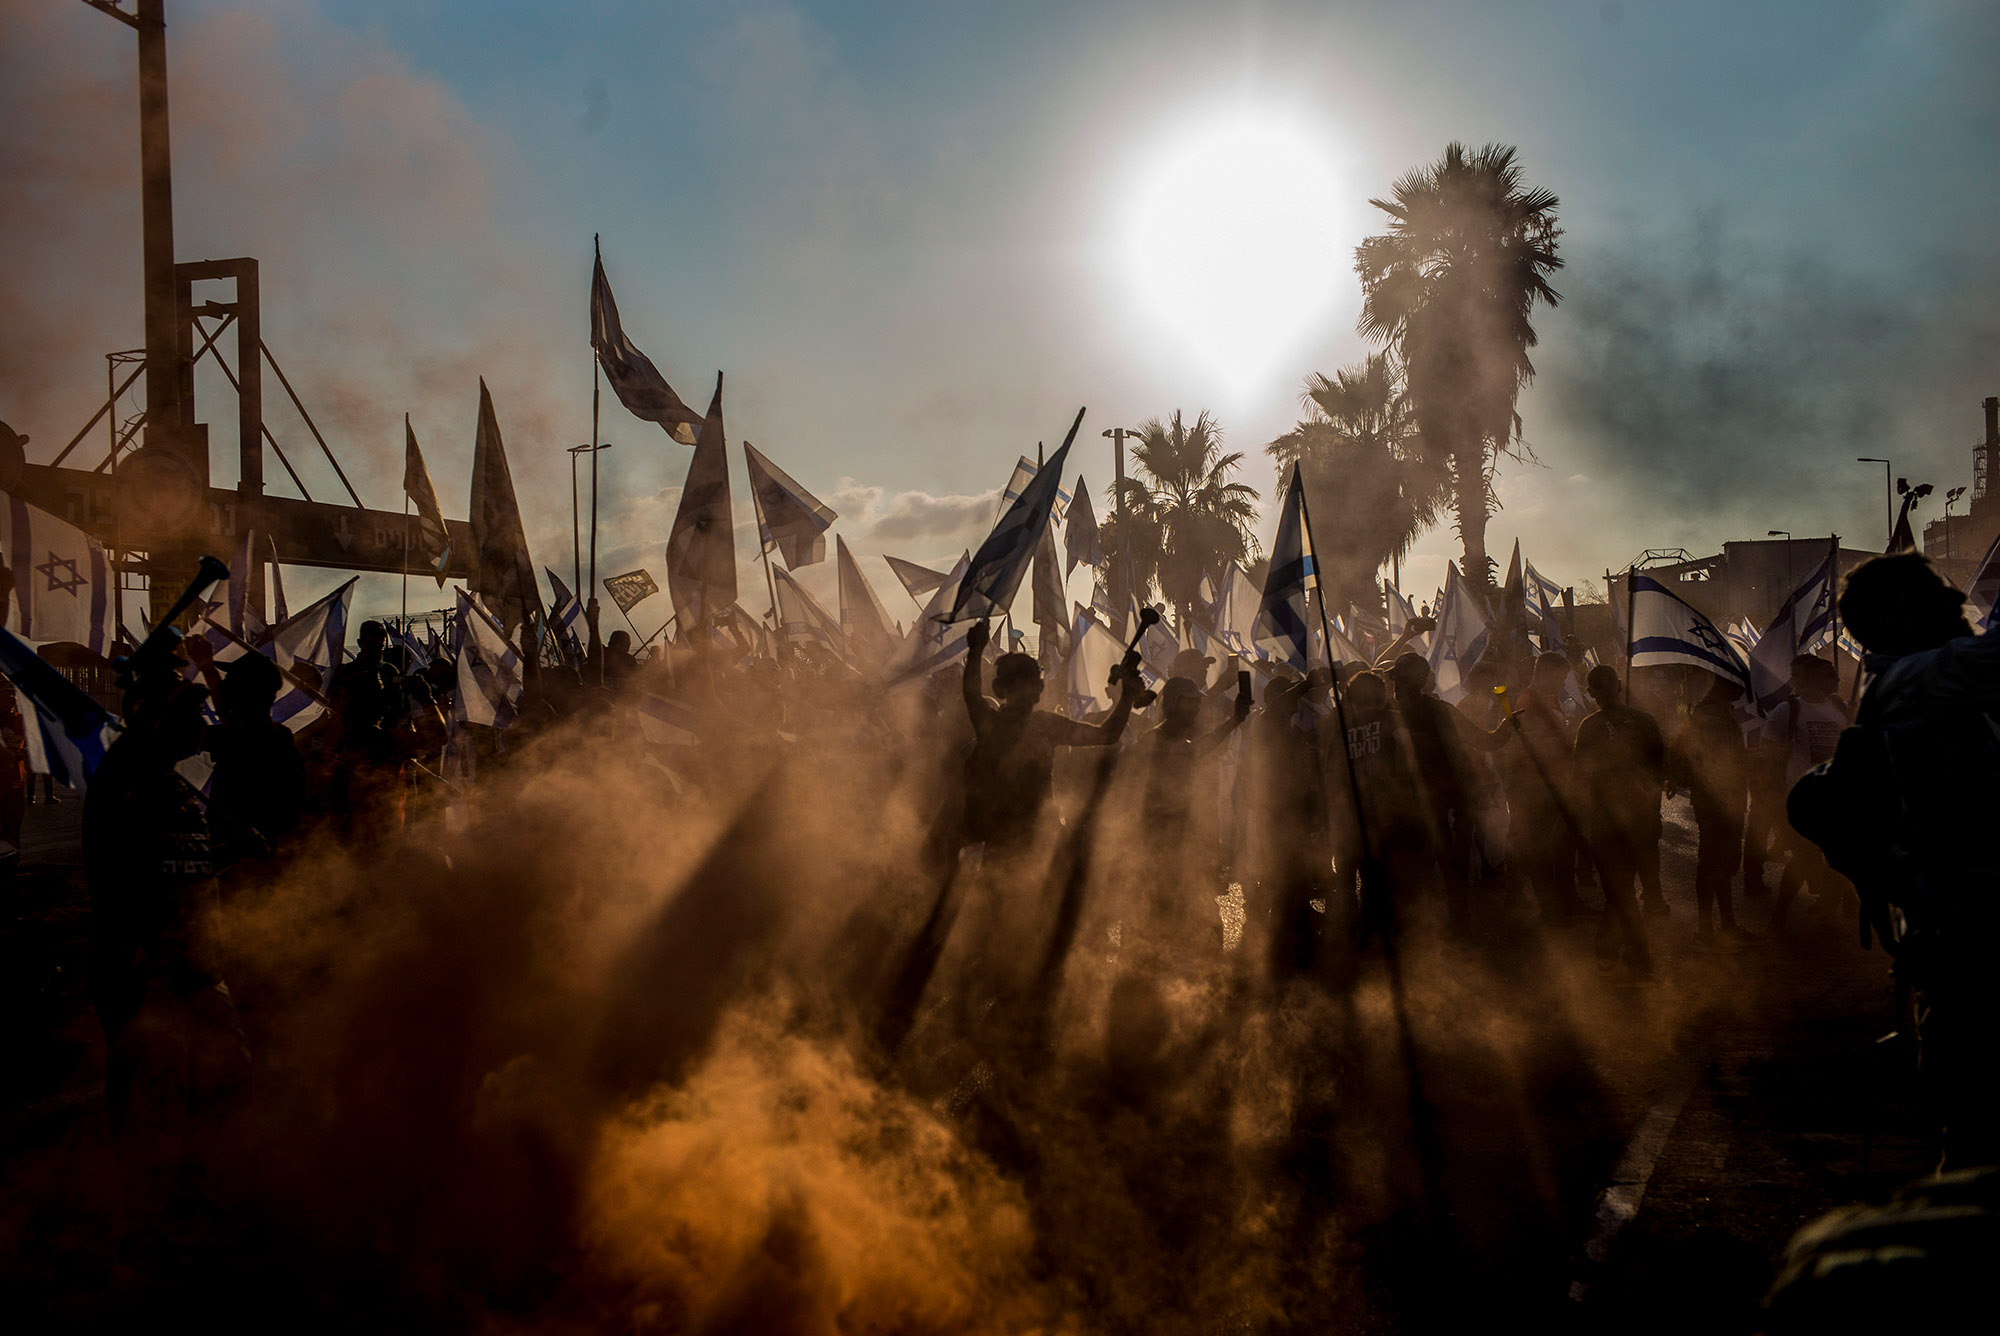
top-left (1254, 466), bottom-right (1316, 671)
top-left (946, 408), bottom-right (1083, 624)
top-left (1628, 571), bottom-right (1753, 693)
top-left (469, 380), bottom-right (543, 639)
top-left (0, 491), bottom-right (116, 654)
top-left (404, 417), bottom-right (450, 586)
top-left (836, 536), bottom-right (899, 668)
top-left (590, 250), bottom-right (701, 445)
top-left (665, 373), bottom-right (737, 631)
top-left (743, 442), bottom-right (836, 569)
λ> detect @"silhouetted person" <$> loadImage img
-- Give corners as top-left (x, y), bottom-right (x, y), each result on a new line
top-left (1336, 669), bottom-right (1428, 944)
top-left (960, 618), bottom-right (1136, 855)
top-left (1495, 653), bottom-right (1583, 919)
top-left (1388, 652), bottom-right (1488, 936)
top-left (1768, 654), bottom-right (1852, 932)
top-left (1570, 666), bottom-right (1660, 977)
top-left (598, 629), bottom-right (639, 688)
top-left (327, 619), bottom-right (407, 838)
top-left (203, 650), bottom-right (305, 868)
top-left (83, 673), bottom-right (247, 1195)
top-left (1249, 669), bottom-right (1332, 978)
top-left (1141, 673), bottom-right (1250, 836)
top-left (0, 680), bottom-right (26, 848)
top-left (1676, 672), bottom-right (1749, 938)
top-left (1791, 554), bottom-right (2000, 1165)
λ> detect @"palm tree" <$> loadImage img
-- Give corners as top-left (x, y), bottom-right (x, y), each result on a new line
top-left (1267, 352), bottom-right (1448, 615)
top-left (1355, 142), bottom-right (1562, 592)
top-left (1100, 410), bottom-right (1261, 632)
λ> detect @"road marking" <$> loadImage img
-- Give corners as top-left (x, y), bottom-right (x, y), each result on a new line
top-left (1569, 1069), bottom-right (1696, 1302)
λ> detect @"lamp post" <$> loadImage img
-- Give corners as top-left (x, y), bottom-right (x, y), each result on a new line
top-left (569, 441), bottom-right (611, 597)
top-left (1102, 426), bottom-right (1141, 634)
top-left (1857, 457), bottom-right (1892, 549)
top-left (1944, 486), bottom-right (1968, 560)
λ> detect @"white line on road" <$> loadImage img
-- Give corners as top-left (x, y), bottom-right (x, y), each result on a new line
top-left (1569, 1068), bottom-right (1697, 1302)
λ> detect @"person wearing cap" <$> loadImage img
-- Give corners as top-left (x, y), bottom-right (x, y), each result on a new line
top-left (960, 617), bottom-right (1139, 855)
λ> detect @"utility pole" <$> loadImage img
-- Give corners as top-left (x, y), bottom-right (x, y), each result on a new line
top-left (1103, 426), bottom-right (1136, 637)
top-left (1857, 457), bottom-right (1892, 549)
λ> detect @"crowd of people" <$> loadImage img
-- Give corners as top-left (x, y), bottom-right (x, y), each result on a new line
top-left (8, 548), bottom-right (1996, 1264)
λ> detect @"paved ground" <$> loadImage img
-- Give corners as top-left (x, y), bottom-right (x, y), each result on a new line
top-left (0, 791), bottom-right (1939, 1330)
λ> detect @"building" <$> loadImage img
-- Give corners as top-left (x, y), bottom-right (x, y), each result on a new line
top-left (1607, 538), bottom-right (1876, 641)
top-left (1920, 396), bottom-right (2000, 583)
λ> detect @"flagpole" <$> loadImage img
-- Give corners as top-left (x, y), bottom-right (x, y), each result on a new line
top-left (1295, 478), bottom-right (1376, 879)
top-left (1622, 562), bottom-right (1636, 695)
top-left (589, 233), bottom-right (605, 684)
top-left (1827, 533), bottom-right (1844, 696)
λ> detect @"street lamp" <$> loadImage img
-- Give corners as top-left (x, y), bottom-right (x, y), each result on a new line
top-left (1857, 458), bottom-right (1892, 548)
top-left (1945, 486), bottom-right (1968, 560)
top-left (569, 441), bottom-right (611, 596)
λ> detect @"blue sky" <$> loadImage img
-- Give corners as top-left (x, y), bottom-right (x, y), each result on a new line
top-left (5, 0), bottom-right (1996, 623)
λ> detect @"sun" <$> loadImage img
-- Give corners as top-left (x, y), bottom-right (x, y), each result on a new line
top-left (1115, 109), bottom-right (1354, 395)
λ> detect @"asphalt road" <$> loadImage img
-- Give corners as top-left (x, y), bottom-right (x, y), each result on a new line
top-left (0, 792), bottom-right (1936, 1331)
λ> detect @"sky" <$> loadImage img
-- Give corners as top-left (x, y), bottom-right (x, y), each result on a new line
top-left (4, 0), bottom-right (1997, 629)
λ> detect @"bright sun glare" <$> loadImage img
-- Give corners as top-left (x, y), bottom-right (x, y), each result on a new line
top-left (1119, 111), bottom-right (1351, 396)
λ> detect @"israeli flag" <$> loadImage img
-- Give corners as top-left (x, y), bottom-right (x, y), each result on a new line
top-left (1746, 556), bottom-right (1833, 713)
top-left (546, 567), bottom-right (584, 664)
top-left (1254, 467), bottom-right (1316, 671)
top-left (1524, 560), bottom-right (1566, 650)
top-left (455, 590), bottom-right (523, 729)
top-left (1063, 607), bottom-right (1125, 718)
top-left (772, 565), bottom-right (847, 656)
top-left (996, 455), bottom-right (1073, 524)
top-left (947, 409), bottom-right (1081, 624)
top-left (1628, 572), bottom-right (1752, 692)
top-left (1425, 561), bottom-right (1491, 704)
top-left (268, 578), bottom-right (357, 731)
top-left (0, 626), bottom-right (117, 792)
top-left (1, 491), bottom-right (116, 655)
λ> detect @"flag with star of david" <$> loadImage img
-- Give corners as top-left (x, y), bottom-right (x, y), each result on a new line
top-left (0, 491), bottom-right (116, 655)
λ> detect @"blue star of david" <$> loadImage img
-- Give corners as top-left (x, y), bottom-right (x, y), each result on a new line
top-left (1689, 620), bottom-right (1730, 655)
top-left (35, 551), bottom-right (86, 596)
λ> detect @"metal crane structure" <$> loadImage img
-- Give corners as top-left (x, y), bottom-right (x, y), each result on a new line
top-left (6, 0), bottom-right (473, 634)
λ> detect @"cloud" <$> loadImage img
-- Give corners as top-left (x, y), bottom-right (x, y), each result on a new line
top-left (1525, 210), bottom-right (2000, 553)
